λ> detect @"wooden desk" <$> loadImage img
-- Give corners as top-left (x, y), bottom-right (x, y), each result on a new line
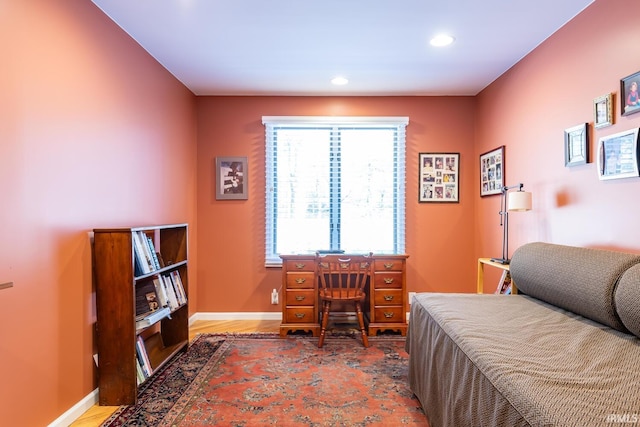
top-left (477, 258), bottom-right (517, 294)
top-left (279, 254), bottom-right (409, 337)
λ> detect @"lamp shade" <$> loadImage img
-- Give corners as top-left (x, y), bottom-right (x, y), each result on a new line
top-left (507, 191), bottom-right (532, 211)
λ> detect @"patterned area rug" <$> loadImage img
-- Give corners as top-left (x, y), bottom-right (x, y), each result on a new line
top-left (101, 333), bottom-right (427, 426)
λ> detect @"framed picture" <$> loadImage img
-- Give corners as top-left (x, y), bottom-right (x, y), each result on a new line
top-left (564, 123), bottom-right (588, 167)
top-left (621, 71), bottom-right (640, 116)
top-left (418, 152), bottom-right (459, 203)
top-left (597, 128), bottom-right (640, 181)
top-left (594, 93), bottom-right (613, 128)
top-left (480, 146), bottom-right (504, 196)
top-left (215, 156), bottom-right (248, 200)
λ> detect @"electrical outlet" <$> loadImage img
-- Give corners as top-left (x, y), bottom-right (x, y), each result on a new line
top-left (271, 289), bottom-right (279, 305)
top-left (408, 292), bottom-right (417, 305)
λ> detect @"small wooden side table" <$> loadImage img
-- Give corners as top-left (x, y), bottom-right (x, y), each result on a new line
top-left (477, 258), bottom-right (517, 294)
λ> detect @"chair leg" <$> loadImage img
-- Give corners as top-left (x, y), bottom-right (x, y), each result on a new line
top-left (318, 300), bottom-right (331, 348)
top-left (354, 301), bottom-right (369, 348)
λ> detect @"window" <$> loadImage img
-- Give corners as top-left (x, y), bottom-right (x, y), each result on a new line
top-left (263, 116), bottom-right (408, 266)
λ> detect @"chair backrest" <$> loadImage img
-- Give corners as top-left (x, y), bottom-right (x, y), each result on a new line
top-left (316, 253), bottom-right (373, 299)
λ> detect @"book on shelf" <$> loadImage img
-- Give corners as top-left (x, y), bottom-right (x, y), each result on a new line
top-left (135, 336), bottom-right (152, 378)
top-left (495, 270), bottom-right (513, 295)
top-left (135, 280), bottom-right (160, 317)
top-left (170, 270), bottom-right (187, 305)
top-left (144, 234), bottom-right (161, 270)
top-left (134, 256), bottom-right (144, 277)
top-left (161, 274), bottom-right (180, 310)
top-left (140, 232), bottom-right (158, 272)
top-left (132, 232), bottom-right (153, 274)
top-left (152, 277), bottom-right (169, 308)
top-left (156, 251), bottom-right (165, 268)
top-left (135, 358), bottom-right (146, 385)
top-left (136, 306), bottom-right (171, 330)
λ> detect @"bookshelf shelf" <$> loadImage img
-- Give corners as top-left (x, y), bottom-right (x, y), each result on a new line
top-left (93, 223), bottom-right (189, 405)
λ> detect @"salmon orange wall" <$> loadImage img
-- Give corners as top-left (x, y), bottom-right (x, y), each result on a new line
top-left (196, 96), bottom-right (478, 313)
top-left (475, 0), bottom-right (640, 265)
top-left (0, 1), bottom-right (197, 425)
top-left (3, 0), bottom-right (637, 424)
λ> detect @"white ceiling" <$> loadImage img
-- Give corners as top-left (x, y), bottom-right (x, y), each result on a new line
top-left (91, 0), bottom-right (594, 96)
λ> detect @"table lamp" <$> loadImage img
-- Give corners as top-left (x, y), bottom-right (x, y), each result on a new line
top-left (490, 183), bottom-right (532, 264)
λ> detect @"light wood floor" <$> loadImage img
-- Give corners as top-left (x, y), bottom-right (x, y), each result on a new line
top-left (70, 319), bottom-right (281, 427)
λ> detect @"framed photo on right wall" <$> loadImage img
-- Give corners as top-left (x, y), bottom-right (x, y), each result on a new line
top-left (597, 127), bottom-right (640, 180)
top-left (594, 93), bottom-right (613, 128)
top-left (564, 123), bottom-right (588, 167)
top-left (621, 71), bottom-right (640, 116)
top-left (480, 146), bottom-right (504, 196)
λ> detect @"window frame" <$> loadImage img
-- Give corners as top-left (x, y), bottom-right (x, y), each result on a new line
top-left (263, 116), bottom-right (408, 266)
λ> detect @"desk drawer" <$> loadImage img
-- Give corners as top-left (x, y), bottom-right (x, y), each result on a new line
top-left (286, 272), bottom-right (314, 289)
top-left (373, 289), bottom-right (403, 306)
top-left (373, 272), bottom-right (403, 289)
top-left (285, 260), bottom-right (314, 272)
top-left (285, 306), bottom-right (315, 323)
top-left (285, 289), bottom-right (315, 306)
top-left (374, 259), bottom-right (404, 271)
top-left (373, 306), bottom-right (404, 323)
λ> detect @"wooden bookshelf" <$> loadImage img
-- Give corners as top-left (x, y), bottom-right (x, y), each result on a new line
top-left (93, 224), bottom-right (189, 405)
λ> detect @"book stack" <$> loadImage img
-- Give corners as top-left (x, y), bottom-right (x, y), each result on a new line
top-left (135, 271), bottom-right (187, 325)
top-left (133, 231), bottom-right (164, 276)
top-left (132, 229), bottom-right (187, 315)
top-left (135, 336), bottom-right (153, 383)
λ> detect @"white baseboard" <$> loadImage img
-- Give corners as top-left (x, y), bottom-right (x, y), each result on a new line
top-left (48, 388), bottom-right (98, 427)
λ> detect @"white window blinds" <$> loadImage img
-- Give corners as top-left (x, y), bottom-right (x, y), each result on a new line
top-left (263, 116), bottom-right (408, 266)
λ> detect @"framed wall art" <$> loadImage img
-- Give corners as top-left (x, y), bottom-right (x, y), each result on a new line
top-left (419, 152), bottom-right (459, 203)
top-left (564, 123), bottom-right (588, 167)
top-left (621, 71), bottom-right (640, 116)
top-left (594, 93), bottom-right (613, 128)
top-left (215, 156), bottom-right (248, 200)
top-left (597, 128), bottom-right (640, 181)
top-left (480, 146), bottom-right (504, 196)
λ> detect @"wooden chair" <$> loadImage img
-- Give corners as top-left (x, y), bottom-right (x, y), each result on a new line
top-left (316, 252), bottom-right (373, 348)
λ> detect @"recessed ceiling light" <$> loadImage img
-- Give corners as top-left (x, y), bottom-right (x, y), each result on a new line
top-left (430, 34), bottom-right (455, 47)
top-left (331, 76), bottom-right (349, 85)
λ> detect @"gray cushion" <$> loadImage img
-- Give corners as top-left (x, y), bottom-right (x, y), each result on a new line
top-left (510, 242), bottom-right (640, 332)
top-left (615, 263), bottom-right (640, 338)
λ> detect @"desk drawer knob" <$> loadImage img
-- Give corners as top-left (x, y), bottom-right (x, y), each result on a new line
top-left (383, 277), bottom-right (395, 284)
top-left (384, 312), bottom-right (395, 319)
top-left (295, 313), bottom-right (306, 319)
top-left (295, 263), bottom-right (306, 269)
top-left (384, 263), bottom-right (394, 270)
top-left (295, 295), bottom-right (306, 301)
top-left (384, 295), bottom-right (394, 301)
top-left (295, 278), bottom-right (306, 284)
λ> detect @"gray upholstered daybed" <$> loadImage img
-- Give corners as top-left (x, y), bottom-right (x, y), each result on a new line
top-left (406, 242), bottom-right (640, 427)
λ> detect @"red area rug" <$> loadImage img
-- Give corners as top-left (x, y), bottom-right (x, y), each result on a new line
top-left (101, 333), bottom-right (427, 426)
